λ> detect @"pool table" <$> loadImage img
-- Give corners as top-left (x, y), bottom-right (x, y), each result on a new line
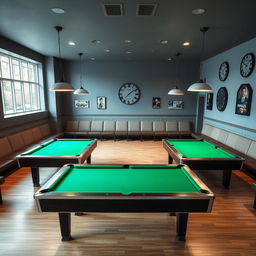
top-left (163, 139), bottom-right (244, 189)
top-left (252, 183), bottom-right (256, 209)
top-left (34, 164), bottom-right (214, 241)
top-left (17, 138), bottom-right (97, 186)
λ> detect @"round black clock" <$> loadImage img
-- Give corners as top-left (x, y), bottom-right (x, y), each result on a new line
top-left (219, 61), bottom-right (229, 81)
top-left (216, 87), bottom-right (228, 111)
top-left (118, 83), bottom-right (140, 105)
top-left (240, 53), bottom-right (255, 77)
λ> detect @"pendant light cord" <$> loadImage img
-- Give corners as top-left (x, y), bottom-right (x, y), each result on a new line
top-left (79, 53), bottom-right (83, 88)
top-left (199, 27), bottom-right (209, 82)
top-left (55, 26), bottom-right (65, 82)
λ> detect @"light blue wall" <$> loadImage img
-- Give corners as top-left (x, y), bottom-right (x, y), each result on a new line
top-left (202, 37), bottom-right (256, 140)
top-left (62, 60), bottom-right (199, 126)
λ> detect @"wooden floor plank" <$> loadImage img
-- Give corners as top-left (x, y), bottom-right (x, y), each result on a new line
top-left (0, 140), bottom-right (255, 256)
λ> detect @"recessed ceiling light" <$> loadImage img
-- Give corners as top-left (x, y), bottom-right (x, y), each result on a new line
top-left (167, 57), bottom-right (172, 61)
top-left (90, 57), bottom-right (95, 60)
top-left (51, 8), bottom-right (65, 14)
top-left (91, 40), bottom-right (101, 44)
top-left (160, 40), bottom-right (168, 44)
top-left (182, 41), bottom-right (190, 46)
top-left (192, 8), bottom-right (205, 15)
top-left (68, 41), bottom-right (76, 46)
top-left (104, 49), bottom-right (110, 53)
top-left (125, 40), bottom-right (132, 43)
top-left (126, 51), bottom-right (132, 54)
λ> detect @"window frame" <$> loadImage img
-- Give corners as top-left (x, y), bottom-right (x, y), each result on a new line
top-left (0, 50), bottom-right (44, 117)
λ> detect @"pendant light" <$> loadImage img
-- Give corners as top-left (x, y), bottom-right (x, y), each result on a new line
top-left (50, 26), bottom-right (74, 92)
top-left (74, 53), bottom-right (89, 95)
top-left (187, 27), bottom-right (212, 92)
top-left (168, 52), bottom-right (185, 96)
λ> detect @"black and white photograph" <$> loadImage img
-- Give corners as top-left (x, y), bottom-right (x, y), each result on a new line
top-left (168, 100), bottom-right (184, 109)
top-left (152, 97), bottom-right (161, 109)
top-left (235, 84), bottom-right (253, 116)
top-left (75, 100), bottom-right (90, 108)
top-left (97, 96), bottom-right (107, 110)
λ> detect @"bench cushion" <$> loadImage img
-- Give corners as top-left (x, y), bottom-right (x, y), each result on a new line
top-left (7, 133), bottom-right (25, 151)
top-left (0, 138), bottom-right (13, 158)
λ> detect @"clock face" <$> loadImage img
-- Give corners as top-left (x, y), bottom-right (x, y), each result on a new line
top-left (240, 53), bottom-right (255, 77)
top-left (118, 83), bottom-right (140, 105)
top-left (216, 87), bottom-right (228, 112)
top-left (219, 61), bottom-right (229, 81)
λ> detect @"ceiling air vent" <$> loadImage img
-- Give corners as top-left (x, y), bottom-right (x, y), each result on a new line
top-left (103, 4), bottom-right (123, 16)
top-left (137, 4), bottom-right (158, 16)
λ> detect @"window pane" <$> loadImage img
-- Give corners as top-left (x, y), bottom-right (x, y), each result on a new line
top-left (1, 80), bottom-right (14, 114)
top-left (28, 64), bottom-right (36, 82)
top-left (0, 56), bottom-right (11, 79)
top-left (12, 59), bottom-right (21, 80)
top-left (14, 82), bottom-right (23, 112)
top-left (21, 62), bottom-right (29, 81)
top-left (23, 82), bottom-right (31, 110)
top-left (31, 83), bottom-right (40, 110)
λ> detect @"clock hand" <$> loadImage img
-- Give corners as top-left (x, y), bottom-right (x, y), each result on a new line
top-left (125, 89), bottom-right (136, 98)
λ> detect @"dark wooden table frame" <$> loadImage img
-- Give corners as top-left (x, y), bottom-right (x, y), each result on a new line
top-left (17, 139), bottom-right (97, 186)
top-left (34, 164), bottom-right (214, 242)
top-left (163, 139), bottom-right (244, 189)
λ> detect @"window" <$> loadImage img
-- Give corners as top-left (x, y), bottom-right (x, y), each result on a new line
top-left (0, 50), bottom-right (43, 117)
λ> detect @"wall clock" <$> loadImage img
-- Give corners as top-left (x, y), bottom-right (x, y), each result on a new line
top-left (240, 53), bottom-right (255, 77)
top-left (219, 61), bottom-right (229, 81)
top-left (216, 87), bottom-right (228, 111)
top-left (118, 83), bottom-right (141, 105)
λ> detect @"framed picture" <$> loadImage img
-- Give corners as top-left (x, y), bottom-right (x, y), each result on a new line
top-left (235, 84), bottom-right (253, 116)
top-left (152, 97), bottom-right (161, 109)
top-left (75, 100), bottom-right (89, 108)
top-left (168, 100), bottom-right (184, 110)
top-left (206, 93), bottom-right (213, 110)
top-left (97, 96), bottom-right (107, 110)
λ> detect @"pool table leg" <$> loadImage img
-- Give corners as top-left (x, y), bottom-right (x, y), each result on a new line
top-left (222, 170), bottom-right (232, 189)
top-left (176, 213), bottom-right (188, 241)
top-left (168, 155), bottom-right (173, 164)
top-left (59, 213), bottom-right (72, 241)
top-left (31, 167), bottom-right (40, 187)
top-left (87, 155), bottom-right (91, 164)
top-left (253, 194), bottom-right (256, 209)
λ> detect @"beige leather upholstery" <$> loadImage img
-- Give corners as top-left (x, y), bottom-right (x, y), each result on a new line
top-left (217, 129), bottom-right (229, 143)
top-left (78, 121), bottom-right (91, 132)
top-left (201, 124), bottom-right (213, 137)
top-left (178, 121), bottom-right (191, 132)
top-left (226, 134), bottom-right (251, 154)
top-left (102, 121), bottom-right (115, 138)
top-left (0, 138), bottom-right (13, 158)
top-left (90, 121), bottom-right (103, 131)
top-left (166, 121), bottom-right (178, 132)
top-left (128, 121), bottom-right (141, 132)
top-left (153, 121), bottom-right (165, 132)
top-left (141, 121), bottom-right (153, 132)
top-left (247, 140), bottom-right (256, 159)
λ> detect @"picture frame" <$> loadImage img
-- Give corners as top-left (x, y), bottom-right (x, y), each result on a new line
top-left (168, 100), bottom-right (184, 110)
top-left (206, 93), bottom-right (213, 110)
top-left (235, 84), bottom-right (253, 116)
top-left (97, 96), bottom-right (107, 110)
top-left (152, 97), bottom-right (161, 109)
top-left (75, 100), bottom-right (90, 109)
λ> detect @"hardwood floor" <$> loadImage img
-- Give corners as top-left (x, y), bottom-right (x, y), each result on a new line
top-left (0, 140), bottom-right (255, 256)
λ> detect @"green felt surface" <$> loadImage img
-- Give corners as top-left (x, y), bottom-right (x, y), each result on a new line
top-left (167, 139), bottom-right (236, 158)
top-left (27, 139), bottom-right (93, 156)
top-left (50, 165), bottom-right (202, 194)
